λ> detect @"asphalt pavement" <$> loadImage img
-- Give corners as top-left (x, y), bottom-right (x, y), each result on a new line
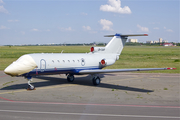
top-left (0, 71), bottom-right (179, 120)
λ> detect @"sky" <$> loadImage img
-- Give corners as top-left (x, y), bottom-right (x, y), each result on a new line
top-left (0, 0), bottom-right (179, 45)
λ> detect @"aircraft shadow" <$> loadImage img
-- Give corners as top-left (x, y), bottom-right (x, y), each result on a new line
top-left (1, 75), bottom-right (153, 93)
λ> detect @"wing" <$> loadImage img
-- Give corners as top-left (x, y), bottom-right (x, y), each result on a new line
top-left (79, 68), bottom-right (176, 74)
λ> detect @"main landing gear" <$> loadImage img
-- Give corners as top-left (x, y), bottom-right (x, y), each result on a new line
top-left (26, 76), bottom-right (35, 90)
top-left (67, 74), bottom-right (75, 82)
top-left (66, 74), bottom-right (101, 86)
top-left (92, 75), bottom-right (101, 86)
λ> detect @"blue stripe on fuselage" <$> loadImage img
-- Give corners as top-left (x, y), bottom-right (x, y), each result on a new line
top-left (22, 67), bottom-right (101, 77)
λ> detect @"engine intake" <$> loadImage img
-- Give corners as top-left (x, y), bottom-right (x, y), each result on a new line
top-left (101, 59), bottom-right (106, 66)
top-left (90, 47), bottom-right (106, 53)
top-left (99, 59), bottom-right (115, 67)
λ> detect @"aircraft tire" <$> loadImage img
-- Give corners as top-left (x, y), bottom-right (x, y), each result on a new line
top-left (93, 76), bottom-right (101, 85)
top-left (27, 85), bottom-right (35, 90)
top-left (67, 74), bottom-right (74, 82)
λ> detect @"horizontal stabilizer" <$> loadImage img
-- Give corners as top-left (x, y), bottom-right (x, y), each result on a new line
top-left (104, 34), bottom-right (148, 37)
top-left (79, 68), bottom-right (176, 74)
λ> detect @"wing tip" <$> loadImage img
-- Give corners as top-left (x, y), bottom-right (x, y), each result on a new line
top-left (144, 34), bottom-right (148, 36)
top-left (167, 68), bottom-right (176, 70)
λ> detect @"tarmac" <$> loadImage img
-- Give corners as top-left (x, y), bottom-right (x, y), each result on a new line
top-left (0, 71), bottom-right (179, 120)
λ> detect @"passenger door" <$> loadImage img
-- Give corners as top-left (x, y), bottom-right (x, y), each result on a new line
top-left (40, 59), bottom-right (46, 72)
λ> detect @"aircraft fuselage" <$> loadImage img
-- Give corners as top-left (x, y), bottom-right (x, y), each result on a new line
top-left (5, 53), bottom-right (117, 77)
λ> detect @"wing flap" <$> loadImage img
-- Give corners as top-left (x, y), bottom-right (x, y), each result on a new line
top-left (79, 68), bottom-right (176, 74)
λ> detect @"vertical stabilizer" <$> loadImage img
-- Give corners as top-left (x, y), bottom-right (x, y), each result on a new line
top-left (105, 34), bottom-right (127, 55)
top-left (104, 33), bottom-right (148, 55)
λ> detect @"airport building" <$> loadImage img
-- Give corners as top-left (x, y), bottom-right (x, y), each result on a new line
top-left (159, 38), bottom-right (163, 43)
top-left (146, 41), bottom-right (153, 44)
top-left (163, 40), bottom-right (168, 43)
top-left (128, 39), bottom-right (138, 43)
top-left (153, 41), bottom-right (159, 43)
top-left (146, 38), bottom-right (168, 44)
top-left (163, 43), bottom-right (173, 46)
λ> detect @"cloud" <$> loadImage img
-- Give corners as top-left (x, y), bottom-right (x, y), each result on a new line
top-left (0, 0), bottom-right (3, 4)
top-left (89, 31), bottom-right (98, 34)
top-left (0, 5), bottom-right (8, 14)
top-left (164, 27), bottom-right (173, 32)
top-left (31, 29), bottom-right (39, 32)
top-left (82, 26), bottom-right (97, 33)
top-left (99, 19), bottom-right (113, 31)
top-left (82, 26), bottom-right (91, 31)
top-left (8, 20), bottom-right (19, 22)
top-left (45, 29), bottom-right (50, 32)
top-left (149, 22), bottom-right (160, 24)
top-left (81, 12), bottom-right (88, 16)
top-left (0, 25), bottom-right (9, 29)
top-left (60, 27), bottom-right (73, 31)
top-left (31, 29), bottom-right (51, 32)
top-left (166, 29), bottom-right (173, 32)
top-left (153, 27), bottom-right (159, 30)
top-left (137, 24), bottom-right (149, 32)
top-left (20, 31), bottom-right (25, 35)
top-left (100, 0), bottom-right (131, 14)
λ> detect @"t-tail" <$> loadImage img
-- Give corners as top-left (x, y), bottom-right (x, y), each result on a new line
top-left (91, 33), bottom-right (148, 55)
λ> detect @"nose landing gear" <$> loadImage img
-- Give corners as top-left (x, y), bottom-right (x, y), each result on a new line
top-left (26, 76), bottom-right (35, 90)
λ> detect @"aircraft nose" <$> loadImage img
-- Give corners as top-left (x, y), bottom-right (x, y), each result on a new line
top-left (4, 55), bottom-right (37, 76)
top-left (4, 63), bottom-right (17, 76)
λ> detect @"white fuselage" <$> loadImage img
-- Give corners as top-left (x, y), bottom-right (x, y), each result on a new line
top-left (4, 34), bottom-right (127, 77)
top-left (32, 53), bottom-right (116, 70)
top-left (4, 52), bottom-right (117, 77)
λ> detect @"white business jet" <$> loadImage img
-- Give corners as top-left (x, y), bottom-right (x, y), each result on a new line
top-left (4, 34), bottom-right (175, 90)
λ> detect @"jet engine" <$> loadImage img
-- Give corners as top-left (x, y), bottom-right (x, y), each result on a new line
top-left (99, 59), bottom-right (115, 66)
top-left (90, 47), bottom-right (106, 53)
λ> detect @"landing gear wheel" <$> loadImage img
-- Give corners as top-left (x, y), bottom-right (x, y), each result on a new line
top-left (67, 74), bottom-right (74, 82)
top-left (93, 76), bottom-right (101, 85)
top-left (27, 85), bottom-right (35, 90)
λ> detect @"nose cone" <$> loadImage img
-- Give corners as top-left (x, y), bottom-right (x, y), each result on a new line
top-left (4, 64), bottom-right (17, 76)
top-left (4, 55), bottom-right (37, 76)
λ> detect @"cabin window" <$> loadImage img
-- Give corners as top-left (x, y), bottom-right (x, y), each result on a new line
top-left (77, 60), bottom-right (80, 62)
top-left (73, 60), bottom-right (75, 62)
top-left (57, 60), bottom-right (60, 62)
top-left (52, 60), bottom-right (54, 63)
top-left (68, 60), bottom-right (70, 62)
top-left (63, 60), bottom-right (65, 62)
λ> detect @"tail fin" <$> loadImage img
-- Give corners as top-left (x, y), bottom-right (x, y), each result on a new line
top-left (105, 34), bottom-right (126, 55)
top-left (104, 33), bottom-right (148, 55)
